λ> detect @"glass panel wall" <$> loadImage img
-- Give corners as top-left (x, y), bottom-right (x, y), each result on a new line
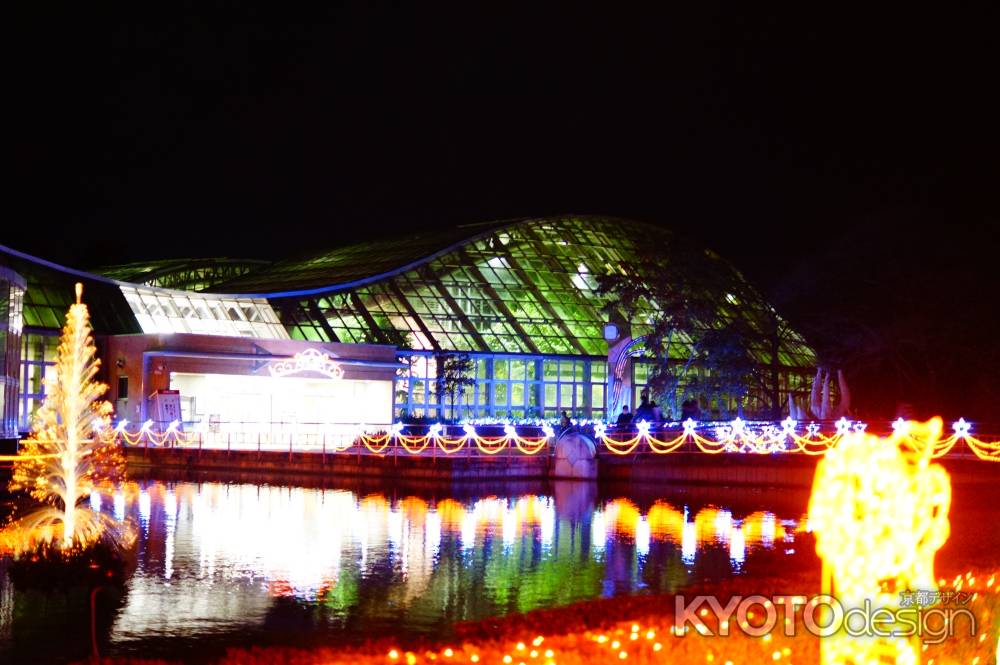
top-left (628, 359), bottom-right (816, 421)
top-left (1, 269), bottom-right (25, 438)
top-left (394, 352), bottom-right (607, 421)
top-left (120, 285), bottom-right (288, 339)
top-left (19, 329), bottom-right (58, 431)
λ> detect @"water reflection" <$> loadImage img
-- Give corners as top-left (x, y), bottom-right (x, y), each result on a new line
top-left (598, 498), bottom-right (792, 573)
top-left (118, 484), bottom-right (800, 604)
top-left (1, 479), bottom-right (810, 662)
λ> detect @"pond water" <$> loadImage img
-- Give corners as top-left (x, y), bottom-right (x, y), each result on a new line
top-left (1, 474), bottom-right (997, 664)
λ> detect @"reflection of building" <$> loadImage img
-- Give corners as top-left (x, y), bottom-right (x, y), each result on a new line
top-left (1, 215), bottom-right (816, 437)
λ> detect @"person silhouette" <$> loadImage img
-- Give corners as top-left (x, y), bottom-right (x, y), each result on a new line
top-left (615, 405), bottom-right (633, 427)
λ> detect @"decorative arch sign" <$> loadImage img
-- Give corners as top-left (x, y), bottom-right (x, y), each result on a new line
top-left (268, 348), bottom-right (344, 380)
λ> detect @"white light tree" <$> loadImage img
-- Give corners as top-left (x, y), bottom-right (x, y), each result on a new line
top-left (7, 284), bottom-right (126, 552)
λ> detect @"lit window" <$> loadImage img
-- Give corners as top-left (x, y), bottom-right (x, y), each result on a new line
top-left (119, 286), bottom-right (289, 340)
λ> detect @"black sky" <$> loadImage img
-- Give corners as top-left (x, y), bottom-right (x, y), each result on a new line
top-left (6, 4), bottom-right (1000, 416)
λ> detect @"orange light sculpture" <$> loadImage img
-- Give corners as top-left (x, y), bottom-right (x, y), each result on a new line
top-left (808, 417), bottom-right (951, 665)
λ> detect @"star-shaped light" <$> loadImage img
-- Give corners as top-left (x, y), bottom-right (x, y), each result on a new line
top-left (593, 422), bottom-right (608, 439)
top-left (780, 417), bottom-right (797, 435)
top-left (806, 423), bottom-right (820, 437)
top-left (852, 421), bottom-right (867, 433)
top-left (952, 418), bottom-right (971, 438)
top-left (503, 424), bottom-right (516, 438)
top-left (541, 424), bottom-right (555, 439)
top-left (462, 423), bottom-right (476, 437)
top-left (166, 419), bottom-right (180, 433)
top-left (891, 418), bottom-right (909, 435)
top-left (683, 418), bottom-right (698, 436)
top-left (835, 417), bottom-right (852, 436)
top-left (428, 423), bottom-right (442, 438)
top-left (391, 422), bottom-right (405, 436)
top-left (140, 419), bottom-right (154, 433)
top-left (636, 419), bottom-right (651, 436)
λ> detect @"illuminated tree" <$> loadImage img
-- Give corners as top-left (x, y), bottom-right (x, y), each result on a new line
top-left (683, 320), bottom-right (764, 418)
top-left (597, 236), bottom-right (794, 419)
top-left (434, 353), bottom-right (476, 420)
top-left (8, 284), bottom-right (126, 551)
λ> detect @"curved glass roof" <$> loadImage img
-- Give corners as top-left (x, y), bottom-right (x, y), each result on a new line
top-left (262, 216), bottom-right (816, 368)
top-left (2, 217), bottom-right (817, 371)
top-left (209, 223), bottom-right (500, 295)
top-left (0, 244), bottom-right (141, 334)
top-left (0, 245), bottom-right (284, 339)
top-left (92, 258), bottom-right (269, 292)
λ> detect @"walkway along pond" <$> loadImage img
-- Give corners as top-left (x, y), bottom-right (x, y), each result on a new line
top-left (117, 419), bottom-right (1000, 486)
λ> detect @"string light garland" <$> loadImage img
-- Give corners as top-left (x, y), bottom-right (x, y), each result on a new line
top-left (595, 417), bottom-right (1000, 460)
top-left (96, 421), bottom-right (553, 456)
top-left (94, 416), bottom-right (1000, 460)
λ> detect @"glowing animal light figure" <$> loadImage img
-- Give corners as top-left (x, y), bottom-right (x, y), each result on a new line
top-left (808, 417), bottom-right (951, 665)
top-left (2, 284), bottom-right (128, 553)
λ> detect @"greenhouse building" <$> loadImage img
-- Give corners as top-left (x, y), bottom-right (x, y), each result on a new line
top-left (0, 216), bottom-right (816, 440)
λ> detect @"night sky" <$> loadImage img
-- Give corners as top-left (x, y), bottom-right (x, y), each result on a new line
top-left (6, 5), bottom-right (1000, 417)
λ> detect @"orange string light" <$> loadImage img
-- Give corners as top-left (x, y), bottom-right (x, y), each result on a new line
top-left (99, 421), bottom-right (1000, 460)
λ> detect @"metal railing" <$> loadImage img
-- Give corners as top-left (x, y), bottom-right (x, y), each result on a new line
top-left (92, 417), bottom-right (1000, 462)
top-left (109, 420), bottom-right (554, 459)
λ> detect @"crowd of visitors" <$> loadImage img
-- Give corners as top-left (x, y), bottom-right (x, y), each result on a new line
top-left (611, 389), bottom-right (702, 427)
top-left (560, 390), bottom-right (705, 432)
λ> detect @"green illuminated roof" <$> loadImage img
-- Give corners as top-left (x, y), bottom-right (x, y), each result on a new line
top-left (1, 216), bottom-right (818, 372)
top-left (254, 215), bottom-right (816, 368)
top-left (0, 246), bottom-right (140, 334)
top-left (210, 224), bottom-right (497, 295)
top-left (92, 258), bottom-right (269, 292)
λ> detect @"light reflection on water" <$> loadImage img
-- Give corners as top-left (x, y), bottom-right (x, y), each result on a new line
top-left (1, 479), bottom-right (811, 663)
top-left (118, 483), bottom-right (797, 604)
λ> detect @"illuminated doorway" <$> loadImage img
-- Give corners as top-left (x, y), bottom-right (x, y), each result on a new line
top-left (169, 371), bottom-right (392, 443)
